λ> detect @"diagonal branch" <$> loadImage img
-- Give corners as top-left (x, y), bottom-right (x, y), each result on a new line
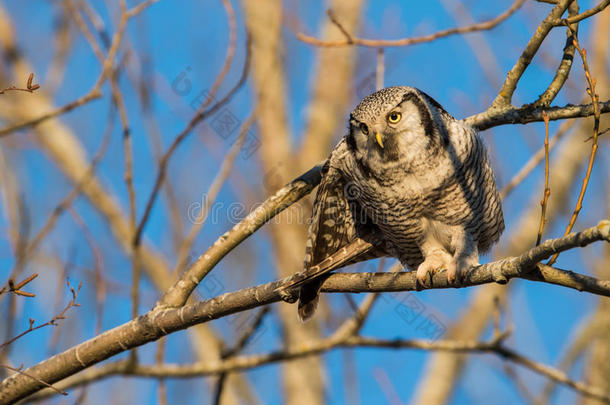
top-left (490, 0), bottom-right (572, 108)
top-left (1, 221), bottom-right (608, 403)
top-left (156, 164), bottom-right (323, 308)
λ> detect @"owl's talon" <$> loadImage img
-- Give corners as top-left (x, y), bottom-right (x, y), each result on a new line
top-left (416, 250), bottom-right (456, 287)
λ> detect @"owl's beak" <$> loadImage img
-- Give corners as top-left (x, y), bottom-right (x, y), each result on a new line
top-left (375, 133), bottom-right (384, 148)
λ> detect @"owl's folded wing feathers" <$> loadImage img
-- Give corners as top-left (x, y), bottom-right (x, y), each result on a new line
top-left (277, 152), bottom-right (385, 320)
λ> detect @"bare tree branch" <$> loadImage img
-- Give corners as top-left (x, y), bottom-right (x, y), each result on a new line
top-left (1, 221), bottom-right (608, 403)
top-left (297, 0), bottom-right (525, 48)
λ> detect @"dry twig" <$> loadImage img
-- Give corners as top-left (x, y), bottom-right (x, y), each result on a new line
top-left (0, 73), bottom-right (39, 95)
top-left (0, 274), bottom-right (38, 297)
top-left (536, 111), bottom-right (551, 246)
top-left (0, 281), bottom-right (81, 350)
top-left (548, 28), bottom-right (601, 265)
top-left (297, 0), bottom-right (525, 47)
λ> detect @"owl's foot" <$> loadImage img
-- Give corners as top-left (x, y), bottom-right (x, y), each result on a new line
top-left (416, 249), bottom-right (457, 287)
top-left (455, 255), bottom-right (480, 285)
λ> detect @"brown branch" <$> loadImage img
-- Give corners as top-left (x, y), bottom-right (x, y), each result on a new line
top-left (548, 27), bottom-right (601, 265)
top-left (0, 273), bottom-right (38, 297)
top-left (1, 221), bottom-right (608, 403)
top-left (325, 9), bottom-right (354, 43)
top-left (10, 118), bottom-right (112, 274)
top-left (0, 73), bottom-right (39, 95)
top-left (0, 281), bottom-right (81, 350)
top-left (490, 0), bottom-right (572, 108)
top-left (213, 307), bottom-right (270, 405)
top-left (156, 164), bottom-right (323, 308)
top-left (173, 109), bottom-right (258, 275)
top-left (561, 0), bottom-right (610, 24)
top-left (464, 99), bottom-right (610, 131)
top-left (534, 0), bottom-right (579, 107)
top-left (536, 111), bottom-right (552, 246)
top-left (499, 118), bottom-right (575, 199)
top-left (0, 365), bottom-right (66, 397)
top-left (0, 0), bottom-right (159, 137)
top-left (27, 335), bottom-right (610, 404)
top-left (297, 0), bottom-right (525, 47)
top-left (0, 90), bottom-right (102, 137)
top-left (133, 30), bottom-right (249, 247)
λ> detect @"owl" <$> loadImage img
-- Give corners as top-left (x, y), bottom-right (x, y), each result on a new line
top-left (283, 86), bottom-right (504, 321)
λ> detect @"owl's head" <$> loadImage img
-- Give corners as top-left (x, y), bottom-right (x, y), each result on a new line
top-left (347, 86), bottom-right (453, 172)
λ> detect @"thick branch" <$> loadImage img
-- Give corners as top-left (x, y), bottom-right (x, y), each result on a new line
top-left (1, 221), bottom-right (608, 403)
top-left (464, 99), bottom-right (610, 131)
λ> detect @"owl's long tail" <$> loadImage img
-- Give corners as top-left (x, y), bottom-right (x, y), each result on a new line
top-left (276, 238), bottom-right (376, 321)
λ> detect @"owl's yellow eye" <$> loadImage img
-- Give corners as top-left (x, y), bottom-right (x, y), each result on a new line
top-left (359, 123), bottom-right (369, 135)
top-left (387, 111), bottom-right (402, 124)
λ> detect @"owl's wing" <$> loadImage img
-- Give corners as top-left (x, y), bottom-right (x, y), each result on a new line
top-left (278, 149), bottom-right (386, 320)
top-left (304, 160), bottom-right (358, 269)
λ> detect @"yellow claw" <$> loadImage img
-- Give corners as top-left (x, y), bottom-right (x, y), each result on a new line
top-left (375, 132), bottom-right (384, 148)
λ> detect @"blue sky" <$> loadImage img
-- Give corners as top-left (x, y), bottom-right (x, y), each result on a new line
top-left (1, 0), bottom-right (608, 404)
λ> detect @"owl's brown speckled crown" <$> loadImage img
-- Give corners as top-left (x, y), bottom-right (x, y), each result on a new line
top-left (351, 86), bottom-right (419, 123)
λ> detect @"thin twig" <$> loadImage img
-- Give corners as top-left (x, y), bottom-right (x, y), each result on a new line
top-left (0, 73), bottom-right (40, 94)
top-left (0, 0), bottom-right (158, 137)
top-left (9, 115), bottom-right (112, 273)
top-left (561, 0), bottom-right (610, 24)
top-left (213, 307), bottom-right (270, 405)
top-left (500, 119), bottom-right (575, 199)
top-left (536, 111), bottom-right (551, 246)
top-left (0, 273), bottom-right (38, 297)
top-left (134, 29), bottom-right (249, 247)
top-left (173, 109), bottom-right (258, 275)
top-left (548, 27), bottom-right (600, 265)
top-left (297, 0), bottom-right (525, 47)
top-left (0, 281), bottom-right (81, 350)
top-left (0, 364), bottom-right (67, 396)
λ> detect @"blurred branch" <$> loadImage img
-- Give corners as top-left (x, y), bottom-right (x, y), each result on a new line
top-left (0, 273), bottom-right (38, 297)
top-left (213, 307), bottom-right (269, 405)
top-left (0, 73), bottom-right (39, 95)
top-left (173, 108), bottom-right (258, 275)
top-left (134, 30), bottom-right (249, 247)
top-left (0, 281), bottom-right (81, 350)
top-left (157, 164), bottom-right (322, 308)
top-left (0, 0), bottom-right (136, 137)
top-left (297, 0), bottom-right (525, 47)
top-left (28, 334), bottom-right (610, 404)
top-left (500, 118), bottom-right (575, 199)
top-left (0, 4), bottom-right (256, 403)
top-left (297, 0), bottom-right (364, 171)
